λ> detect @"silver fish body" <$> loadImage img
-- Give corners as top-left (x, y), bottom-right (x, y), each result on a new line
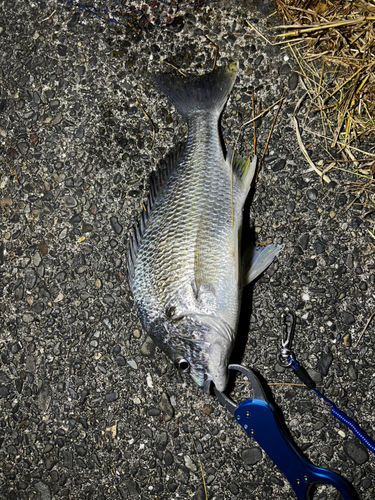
top-left (128, 62), bottom-right (281, 392)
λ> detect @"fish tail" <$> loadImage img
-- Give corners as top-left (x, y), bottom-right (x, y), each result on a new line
top-left (154, 62), bottom-right (238, 121)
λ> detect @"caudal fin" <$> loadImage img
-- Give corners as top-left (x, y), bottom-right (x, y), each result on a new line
top-left (154, 62), bottom-right (238, 121)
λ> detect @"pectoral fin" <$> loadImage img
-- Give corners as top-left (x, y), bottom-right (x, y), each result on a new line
top-left (243, 244), bottom-right (284, 285)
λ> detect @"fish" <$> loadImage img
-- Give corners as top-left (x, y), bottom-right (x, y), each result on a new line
top-left (127, 62), bottom-right (283, 393)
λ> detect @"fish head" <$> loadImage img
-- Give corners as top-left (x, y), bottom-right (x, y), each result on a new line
top-left (165, 313), bottom-right (234, 393)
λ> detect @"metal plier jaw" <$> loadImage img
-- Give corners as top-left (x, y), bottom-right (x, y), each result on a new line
top-left (214, 364), bottom-right (358, 500)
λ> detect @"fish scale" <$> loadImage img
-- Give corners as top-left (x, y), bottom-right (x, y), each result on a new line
top-left (138, 145), bottom-right (235, 316)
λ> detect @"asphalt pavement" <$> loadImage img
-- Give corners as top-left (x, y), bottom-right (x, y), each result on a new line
top-left (0, 1), bottom-right (374, 498)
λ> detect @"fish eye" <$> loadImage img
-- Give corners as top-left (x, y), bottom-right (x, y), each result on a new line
top-left (166, 306), bottom-right (176, 318)
top-left (174, 357), bottom-right (190, 373)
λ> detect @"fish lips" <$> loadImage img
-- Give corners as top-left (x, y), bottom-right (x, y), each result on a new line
top-left (205, 335), bottom-right (231, 393)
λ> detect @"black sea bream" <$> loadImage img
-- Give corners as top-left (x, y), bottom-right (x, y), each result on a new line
top-left (128, 62), bottom-right (282, 392)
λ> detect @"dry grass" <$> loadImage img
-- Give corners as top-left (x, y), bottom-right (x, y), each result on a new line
top-left (275, 0), bottom-right (375, 143)
top-left (272, 0), bottom-right (375, 211)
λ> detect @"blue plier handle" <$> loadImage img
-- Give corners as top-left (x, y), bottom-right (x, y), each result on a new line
top-left (214, 364), bottom-right (358, 500)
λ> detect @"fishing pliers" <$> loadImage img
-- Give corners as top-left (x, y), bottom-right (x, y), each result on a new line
top-left (214, 364), bottom-right (358, 500)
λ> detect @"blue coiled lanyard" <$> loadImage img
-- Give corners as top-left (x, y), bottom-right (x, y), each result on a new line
top-left (278, 312), bottom-right (375, 456)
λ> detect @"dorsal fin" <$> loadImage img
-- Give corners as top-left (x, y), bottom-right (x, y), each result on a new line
top-left (127, 144), bottom-right (185, 290)
top-left (148, 144), bottom-right (185, 208)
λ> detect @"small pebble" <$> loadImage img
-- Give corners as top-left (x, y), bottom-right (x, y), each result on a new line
top-left (57, 44), bottom-right (67, 56)
top-left (279, 63), bottom-right (291, 75)
top-left (299, 233), bottom-right (309, 250)
top-left (288, 72), bottom-right (299, 90)
top-left (102, 318), bottom-right (112, 330)
top-left (127, 359), bottom-right (137, 369)
top-left (167, 482), bottom-right (178, 493)
top-left (342, 333), bottom-right (352, 347)
top-left (38, 240), bottom-right (48, 255)
top-left (184, 455), bottom-right (197, 471)
top-left (110, 216), bottom-right (123, 234)
top-left (64, 195), bottom-right (77, 208)
top-left (155, 430), bottom-right (168, 451)
top-left (59, 227), bottom-right (68, 239)
top-left (148, 408), bottom-right (160, 416)
top-left (344, 439), bottom-right (369, 464)
top-left (306, 188), bottom-right (318, 201)
top-left (125, 480), bottom-right (140, 496)
top-left (35, 482), bottom-right (52, 500)
top-left (33, 252), bottom-right (42, 266)
top-left (271, 159), bottom-right (286, 172)
top-left (82, 223), bottom-right (93, 233)
top-left (307, 368), bottom-right (322, 383)
top-left (342, 312), bottom-right (355, 325)
top-left (268, 475), bottom-right (284, 488)
top-left (253, 55), bottom-right (264, 67)
top-left (314, 242), bottom-right (325, 254)
top-left (274, 362), bottom-right (285, 373)
top-left (75, 444), bottom-right (87, 457)
top-left (75, 127), bottom-right (84, 139)
top-left (348, 364), bottom-right (357, 380)
top-left (362, 479), bottom-right (372, 489)
top-left (115, 355), bottom-right (126, 366)
top-left (201, 404), bottom-right (214, 415)
top-left (0, 197), bottom-right (12, 207)
top-left (228, 482), bottom-right (239, 495)
top-left (140, 336), bottom-right (156, 357)
top-left (317, 353), bottom-right (333, 376)
top-left (105, 392), bottom-right (118, 402)
top-left (17, 141), bottom-right (29, 155)
top-left (159, 392), bottom-right (174, 422)
top-left (286, 201), bottom-right (295, 214)
top-left (164, 450), bottom-right (173, 466)
top-left (242, 447), bottom-right (262, 465)
top-left (146, 373), bottom-right (153, 388)
top-left (25, 268), bottom-right (37, 289)
top-left (103, 294), bottom-right (115, 307)
top-left (67, 12), bottom-right (80, 29)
